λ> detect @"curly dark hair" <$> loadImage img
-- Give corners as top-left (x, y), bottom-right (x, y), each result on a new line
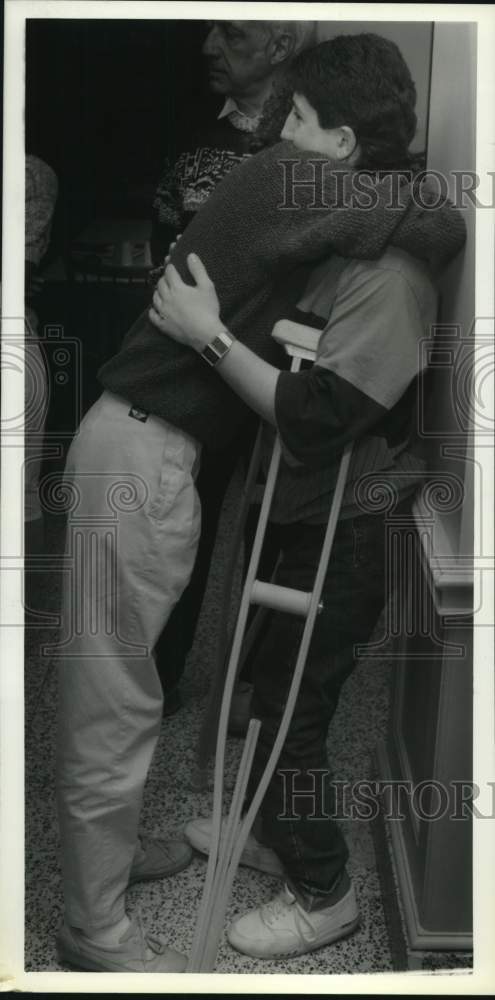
top-left (250, 75), bottom-right (295, 152)
top-left (252, 33), bottom-right (419, 172)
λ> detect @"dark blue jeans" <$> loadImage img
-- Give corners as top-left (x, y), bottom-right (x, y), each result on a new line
top-left (245, 502), bottom-right (409, 902)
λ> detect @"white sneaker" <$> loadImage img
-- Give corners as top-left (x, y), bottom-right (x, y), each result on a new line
top-left (184, 816), bottom-right (285, 879)
top-left (226, 882), bottom-right (360, 958)
top-left (57, 912), bottom-right (187, 972)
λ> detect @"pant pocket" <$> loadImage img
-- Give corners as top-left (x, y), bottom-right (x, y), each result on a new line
top-left (148, 462), bottom-right (187, 521)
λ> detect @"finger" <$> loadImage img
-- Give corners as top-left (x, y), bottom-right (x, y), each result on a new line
top-left (164, 235), bottom-right (181, 267)
top-left (186, 253), bottom-right (213, 289)
top-left (152, 288), bottom-right (167, 313)
top-left (156, 272), bottom-right (171, 298)
top-left (149, 306), bottom-right (166, 327)
top-left (164, 262), bottom-right (183, 289)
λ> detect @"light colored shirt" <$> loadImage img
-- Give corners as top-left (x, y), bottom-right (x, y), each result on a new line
top-left (217, 97), bottom-right (262, 133)
top-left (271, 247), bottom-right (438, 522)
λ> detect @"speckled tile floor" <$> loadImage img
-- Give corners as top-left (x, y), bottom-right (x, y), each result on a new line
top-left (24, 473), bottom-right (472, 978)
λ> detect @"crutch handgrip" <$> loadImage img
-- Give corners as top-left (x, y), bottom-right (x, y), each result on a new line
top-left (250, 580), bottom-right (313, 617)
top-left (272, 319), bottom-right (321, 359)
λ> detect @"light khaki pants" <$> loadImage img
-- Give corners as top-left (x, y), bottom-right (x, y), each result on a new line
top-left (56, 391), bottom-right (201, 930)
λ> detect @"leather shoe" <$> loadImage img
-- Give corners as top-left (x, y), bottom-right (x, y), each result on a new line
top-left (162, 685), bottom-right (182, 718)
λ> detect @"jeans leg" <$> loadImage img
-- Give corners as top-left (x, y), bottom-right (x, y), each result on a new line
top-left (246, 511), bottom-right (391, 894)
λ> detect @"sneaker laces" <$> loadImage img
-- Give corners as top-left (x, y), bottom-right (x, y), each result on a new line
top-left (145, 932), bottom-right (167, 956)
top-left (133, 834), bottom-right (148, 866)
top-left (260, 886), bottom-right (321, 943)
top-left (260, 886), bottom-right (295, 927)
top-left (130, 910), bottom-right (167, 957)
top-left (135, 833), bottom-right (173, 863)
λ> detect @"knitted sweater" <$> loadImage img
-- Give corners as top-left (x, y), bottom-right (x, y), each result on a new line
top-left (151, 114), bottom-right (253, 265)
top-left (99, 141), bottom-right (466, 451)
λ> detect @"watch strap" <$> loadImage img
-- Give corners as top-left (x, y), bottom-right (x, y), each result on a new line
top-left (201, 329), bottom-right (235, 367)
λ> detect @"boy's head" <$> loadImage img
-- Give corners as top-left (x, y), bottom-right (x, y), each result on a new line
top-left (281, 33), bottom-right (417, 169)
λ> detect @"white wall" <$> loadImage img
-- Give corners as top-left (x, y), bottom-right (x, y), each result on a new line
top-left (425, 22), bottom-right (477, 558)
top-left (314, 20), bottom-right (475, 559)
top-left (315, 21), bottom-right (433, 153)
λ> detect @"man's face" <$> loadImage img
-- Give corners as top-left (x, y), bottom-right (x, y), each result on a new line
top-left (202, 21), bottom-right (275, 99)
top-left (281, 92), bottom-right (352, 160)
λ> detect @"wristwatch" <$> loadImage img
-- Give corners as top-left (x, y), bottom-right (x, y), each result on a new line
top-left (201, 329), bottom-right (235, 367)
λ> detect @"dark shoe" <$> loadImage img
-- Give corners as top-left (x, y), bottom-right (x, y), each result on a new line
top-left (162, 686), bottom-right (182, 718)
top-left (228, 681), bottom-right (253, 736)
top-left (129, 834), bottom-right (193, 885)
top-left (57, 913), bottom-right (187, 972)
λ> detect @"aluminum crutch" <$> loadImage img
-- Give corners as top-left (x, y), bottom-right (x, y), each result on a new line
top-left (187, 320), bottom-right (354, 971)
top-left (190, 322), bottom-right (324, 790)
top-left (190, 421), bottom-right (265, 790)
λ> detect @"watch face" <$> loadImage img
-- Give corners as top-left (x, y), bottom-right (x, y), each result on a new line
top-left (202, 332), bottom-right (232, 366)
top-left (211, 336), bottom-right (226, 352)
top-left (202, 343), bottom-right (219, 366)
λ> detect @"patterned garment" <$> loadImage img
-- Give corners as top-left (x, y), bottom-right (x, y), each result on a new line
top-left (24, 155), bottom-right (58, 524)
top-left (154, 146), bottom-right (251, 225)
top-left (150, 106), bottom-right (254, 262)
top-left (25, 155), bottom-right (58, 265)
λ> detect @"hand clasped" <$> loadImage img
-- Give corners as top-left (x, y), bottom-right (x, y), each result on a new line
top-left (148, 253), bottom-right (223, 352)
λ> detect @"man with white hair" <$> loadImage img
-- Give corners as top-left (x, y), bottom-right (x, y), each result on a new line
top-left (152, 19), bottom-right (317, 716)
top-left (151, 20), bottom-right (317, 262)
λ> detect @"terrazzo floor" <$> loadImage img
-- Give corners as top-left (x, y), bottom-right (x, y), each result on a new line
top-left (24, 468), bottom-right (472, 980)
